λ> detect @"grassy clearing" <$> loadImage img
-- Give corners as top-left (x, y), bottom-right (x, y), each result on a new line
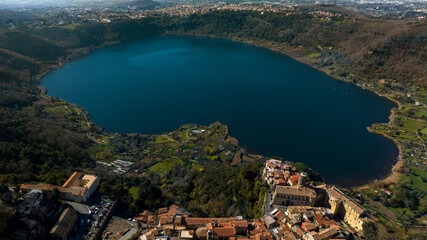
top-left (94, 151), bottom-right (115, 163)
top-left (414, 106), bottom-right (427, 119)
top-left (408, 167), bottom-right (427, 193)
top-left (396, 119), bottom-right (425, 133)
top-left (129, 186), bottom-right (139, 201)
top-left (155, 135), bottom-right (173, 144)
top-left (149, 158), bottom-right (184, 173)
top-left (60, 23), bottom-right (80, 30)
top-left (307, 53), bottom-right (321, 59)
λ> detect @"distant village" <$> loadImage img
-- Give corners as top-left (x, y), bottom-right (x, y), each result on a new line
top-left (14, 159), bottom-right (373, 240)
top-left (20, 1), bottom-right (424, 30)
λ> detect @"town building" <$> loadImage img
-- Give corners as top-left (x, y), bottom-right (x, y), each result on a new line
top-left (206, 221), bottom-right (236, 240)
top-left (272, 185), bottom-right (318, 206)
top-left (50, 207), bottom-right (77, 240)
top-left (20, 172), bottom-right (100, 203)
top-left (326, 186), bottom-right (370, 232)
top-left (134, 210), bottom-right (154, 223)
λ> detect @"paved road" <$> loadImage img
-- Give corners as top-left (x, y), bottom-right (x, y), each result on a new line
top-left (264, 190), bottom-right (273, 215)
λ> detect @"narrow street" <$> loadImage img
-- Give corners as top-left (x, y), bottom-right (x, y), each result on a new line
top-left (263, 190), bottom-right (273, 215)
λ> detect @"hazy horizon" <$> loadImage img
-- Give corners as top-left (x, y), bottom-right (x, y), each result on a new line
top-left (1, 0), bottom-right (425, 9)
top-left (0, 0), bottom-right (139, 8)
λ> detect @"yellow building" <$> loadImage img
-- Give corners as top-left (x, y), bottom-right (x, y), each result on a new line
top-left (326, 187), bottom-right (370, 232)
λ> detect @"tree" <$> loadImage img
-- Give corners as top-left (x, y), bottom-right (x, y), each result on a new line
top-left (294, 162), bottom-right (309, 172)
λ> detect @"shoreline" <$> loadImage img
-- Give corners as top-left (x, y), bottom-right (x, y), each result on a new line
top-left (36, 33), bottom-right (404, 188)
top-left (362, 90), bottom-right (404, 188)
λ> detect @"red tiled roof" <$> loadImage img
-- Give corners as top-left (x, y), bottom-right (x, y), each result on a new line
top-left (331, 224), bottom-right (340, 231)
top-left (21, 183), bottom-right (57, 191)
top-left (62, 172), bottom-right (82, 188)
top-left (147, 215), bottom-right (157, 224)
top-left (212, 227), bottom-right (235, 237)
top-left (288, 175), bottom-right (299, 185)
top-left (134, 210), bottom-right (154, 222)
top-left (325, 219), bottom-right (337, 227)
top-left (159, 207), bottom-right (168, 214)
top-left (185, 218), bottom-right (215, 226)
top-left (273, 210), bottom-right (285, 221)
top-left (232, 219), bottom-right (248, 228)
top-left (302, 222), bottom-right (316, 231)
top-left (206, 222), bottom-right (236, 237)
top-left (313, 215), bottom-right (326, 227)
top-left (295, 227), bottom-right (304, 237)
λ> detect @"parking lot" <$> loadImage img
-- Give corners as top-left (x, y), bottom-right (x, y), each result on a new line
top-left (68, 194), bottom-right (114, 240)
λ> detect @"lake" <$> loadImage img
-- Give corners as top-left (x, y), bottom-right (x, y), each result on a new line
top-left (41, 36), bottom-right (398, 186)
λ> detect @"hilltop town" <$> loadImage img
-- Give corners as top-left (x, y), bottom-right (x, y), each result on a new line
top-left (10, 158), bottom-right (373, 240)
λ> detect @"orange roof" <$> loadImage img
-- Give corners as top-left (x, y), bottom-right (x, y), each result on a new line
top-left (273, 210), bottom-right (285, 221)
top-left (159, 214), bottom-right (168, 225)
top-left (254, 219), bottom-right (265, 227)
top-left (159, 207), bottom-right (168, 214)
top-left (62, 172), bottom-right (82, 188)
top-left (147, 215), bottom-right (157, 224)
top-left (325, 219), bottom-right (337, 227)
top-left (313, 215), bottom-right (326, 227)
top-left (301, 222), bottom-right (316, 231)
top-left (21, 183), bottom-right (57, 191)
top-left (212, 227), bottom-right (235, 237)
top-left (185, 218), bottom-right (215, 226)
top-left (275, 178), bottom-right (287, 184)
top-left (331, 224), bottom-right (340, 231)
top-left (288, 175), bottom-right (299, 185)
top-left (232, 219), bottom-right (248, 228)
top-left (206, 222), bottom-right (236, 237)
top-left (295, 227), bottom-right (304, 237)
top-left (134, 210), bottom-right (154, 222)
top-left (169, 204), bottom-right (180, 210)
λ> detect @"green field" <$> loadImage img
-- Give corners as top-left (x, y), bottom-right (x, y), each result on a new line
top-left (154, 135), bottom-right (173, 144)
top-left (129, 186), bottom-right (139, 201)
top-left (408, 167), bottom-right (427, 194)
top-left (149, 158), bottom-right (184, 173)
top-left (60, 23), bottom-right (80, 30)
top-left (396, 118), bottom-right (425, 133)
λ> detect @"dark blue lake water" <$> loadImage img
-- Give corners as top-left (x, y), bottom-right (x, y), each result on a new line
top-left (41, 37), bottom-right (398, 186)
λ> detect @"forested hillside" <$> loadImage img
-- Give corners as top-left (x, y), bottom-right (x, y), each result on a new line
top-left (163, 8), bottom-right (426, 85)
